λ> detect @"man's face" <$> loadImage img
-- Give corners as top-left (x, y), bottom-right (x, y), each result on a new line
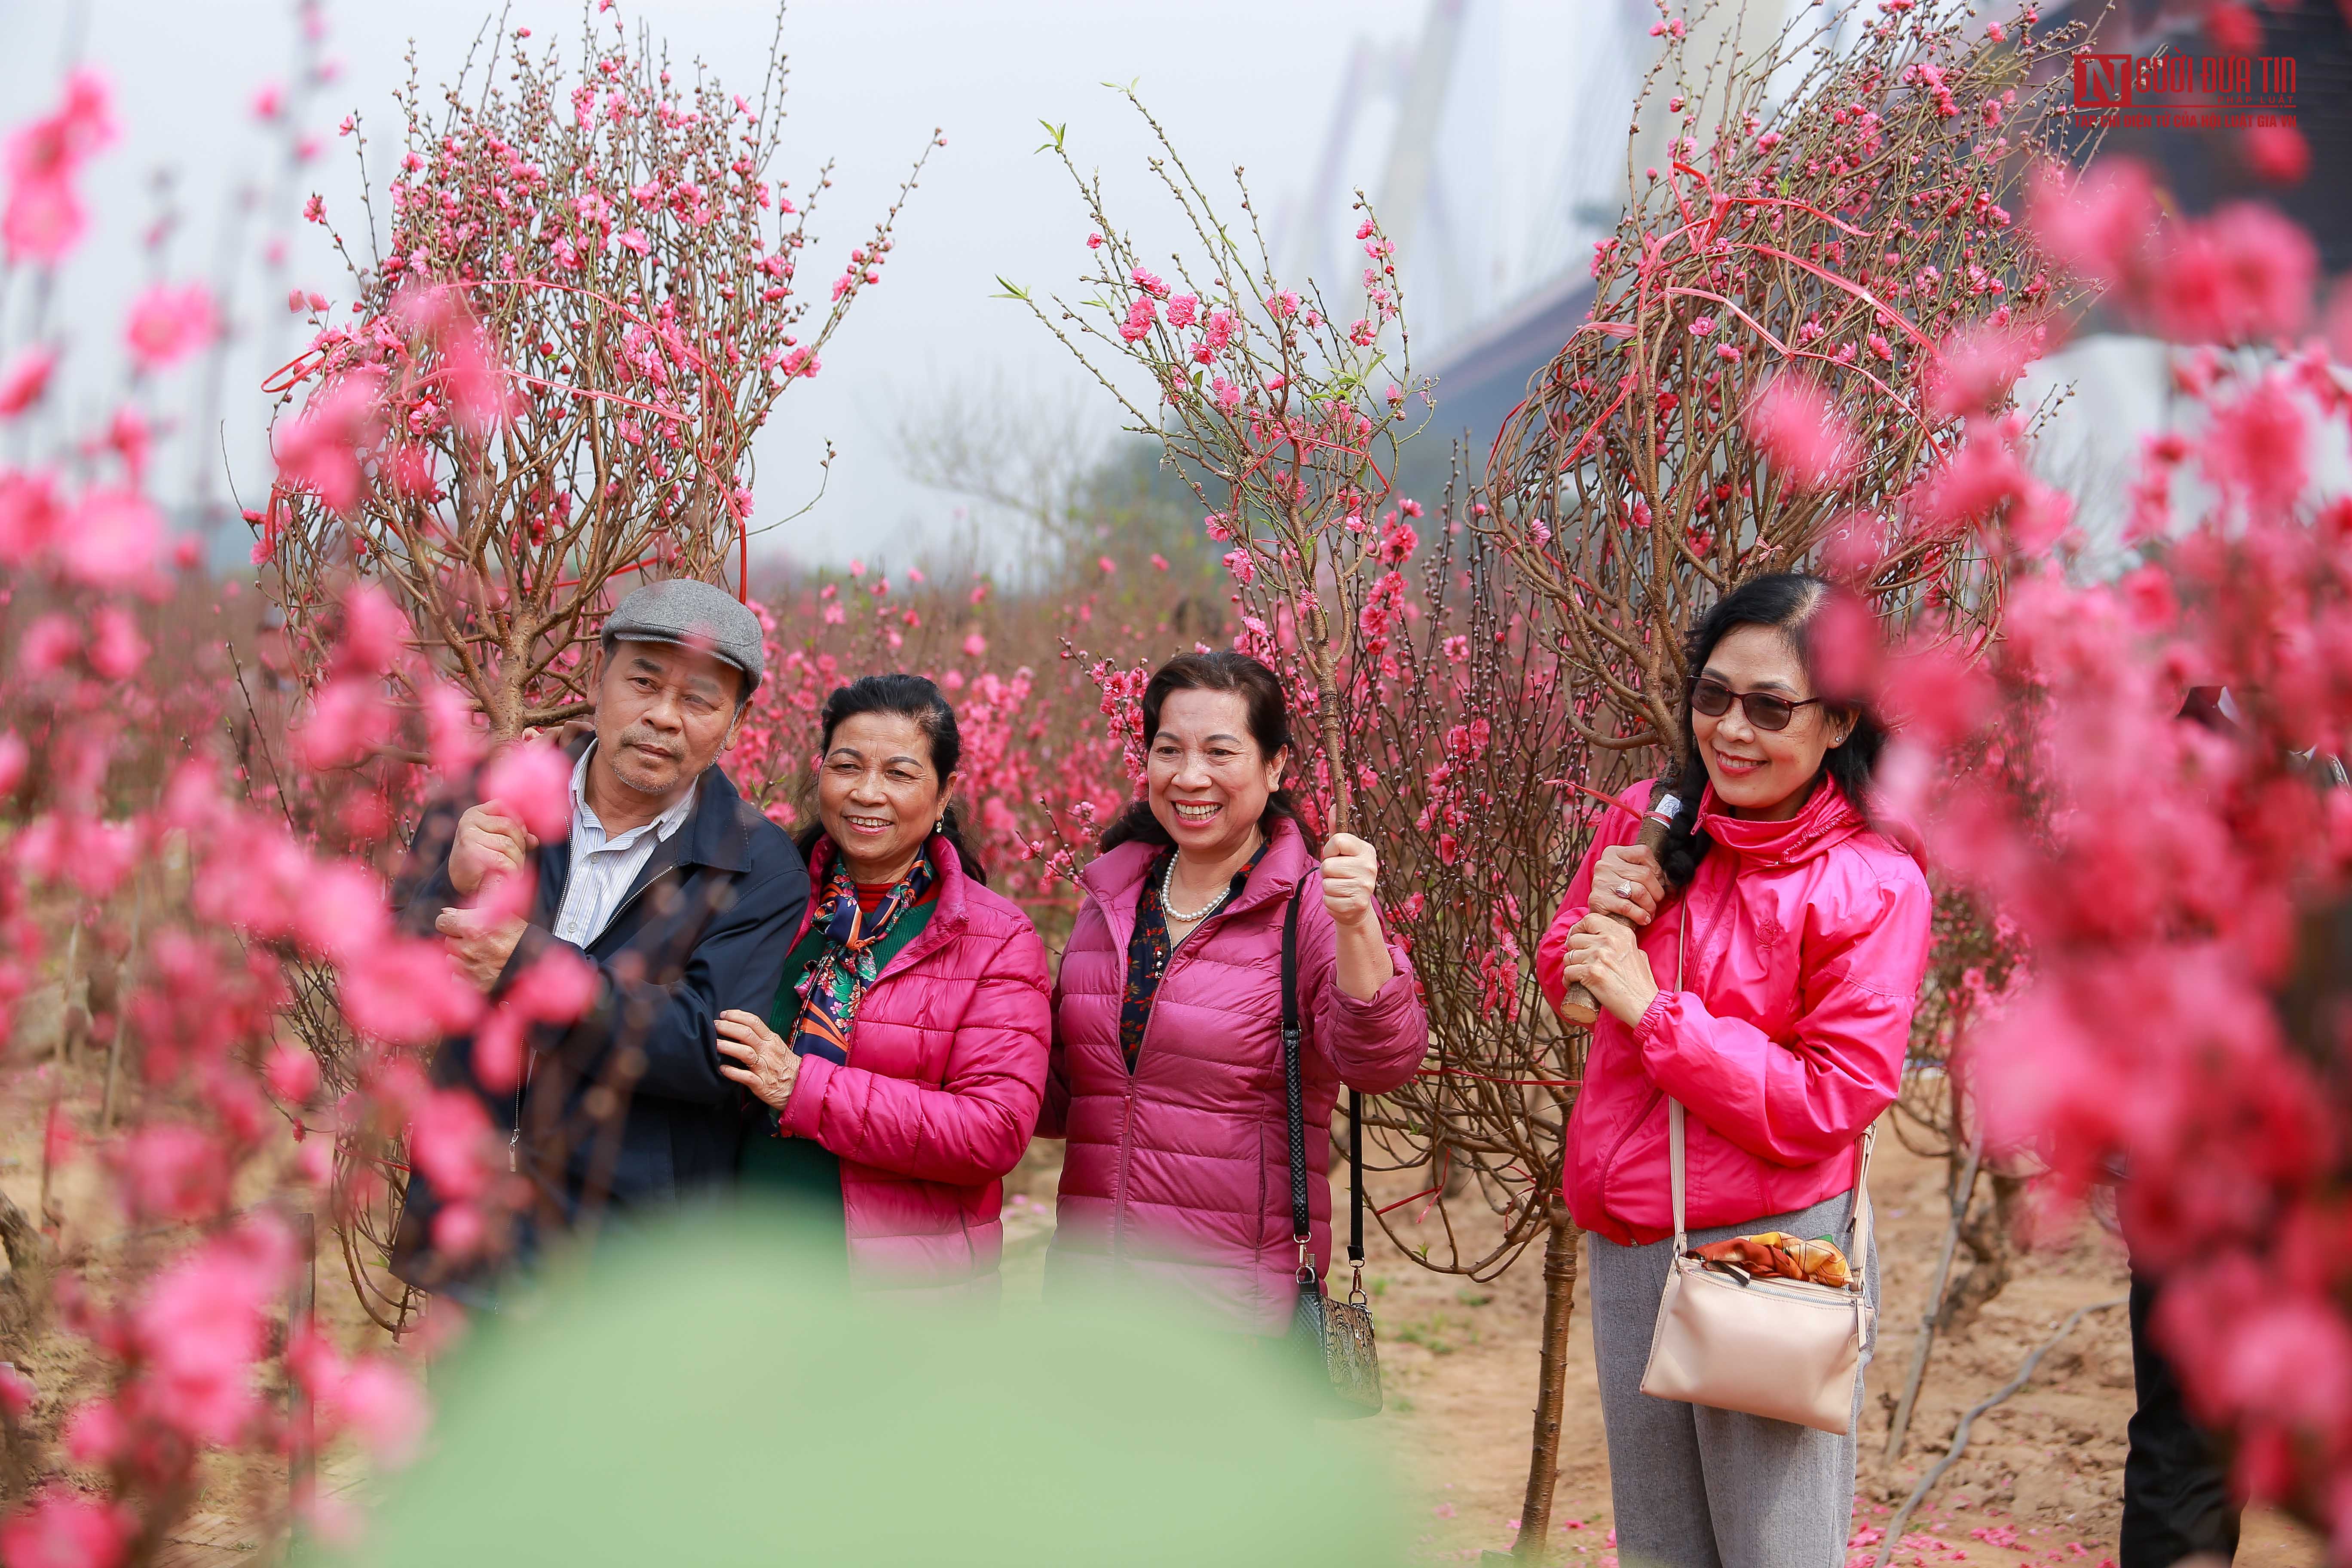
top-left (592, 640), bottom-right (743, 799)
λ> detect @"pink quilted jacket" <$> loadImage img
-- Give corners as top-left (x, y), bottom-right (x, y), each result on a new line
top-left (775, 835), bottom-right (1052, 1296)
top-left (1536, 777), bottom-right (1931, 1247)
top-left (1041, 818), bottom-right (1428, 1335)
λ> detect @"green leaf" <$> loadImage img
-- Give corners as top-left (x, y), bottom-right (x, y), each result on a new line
top-left (312, 1209), bottom-right (1401, 1568)
top-left (991, 276), bottom-right (1032, 301)
top-left (1034, 119), bottom-right (1067, 154)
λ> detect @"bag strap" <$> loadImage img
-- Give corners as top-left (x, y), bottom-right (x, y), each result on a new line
top-left (1347, 1086), bottom-right (1366, 1295)
top-left (1849, 1127), bottom-right (1876, 1289)
top-left (1664, 892), bottom-right (1874, 1293)
top-left (1671, 900), bottom-right (1689, 1253)
top-left (1281, 884), bottom-right (1314, 1283)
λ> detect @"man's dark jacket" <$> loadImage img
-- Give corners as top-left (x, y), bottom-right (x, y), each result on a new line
top-left (387, 744), bottom-right (807, 1296)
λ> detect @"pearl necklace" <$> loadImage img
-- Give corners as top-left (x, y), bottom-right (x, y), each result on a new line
top-left (1160, 852), bottom-right (1232, 925)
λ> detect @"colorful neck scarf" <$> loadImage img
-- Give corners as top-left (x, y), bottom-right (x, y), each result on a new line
top-left (789, 849), bottom-right (935, 1065)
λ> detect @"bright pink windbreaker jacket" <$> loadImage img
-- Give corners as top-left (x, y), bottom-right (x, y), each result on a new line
top-left (1535, 777), bottom-right (1931, 1247)
top-left (775, 835), bottom-right (1052, 1297)
top-left (1041, 818), bottom-right (1429, 1335)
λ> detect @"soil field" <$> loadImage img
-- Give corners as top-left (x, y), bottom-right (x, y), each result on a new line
top-left (5, 1035), bottom-right (2328, 1567)
top-left (1007, 1127), bottom-right (2326, 1568)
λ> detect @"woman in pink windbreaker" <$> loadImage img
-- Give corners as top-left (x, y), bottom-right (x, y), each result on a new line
top-left (714, 674), bottom-right (1050, 1299)
top-left (1042, 651), bottom-right (1427, 1335)
top-left (1537, 573), bottom-right (1930, 1568)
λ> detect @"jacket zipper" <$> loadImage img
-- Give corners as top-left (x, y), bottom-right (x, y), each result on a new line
top-left (1111, 919), bottom-right (1183, 1264)
top-left (1595, 892), bottom-right (1684, 1217)
top-left (1125, 916), bottom-right (1204, 1077)
top-left (1602, 868), bottom-right (1731, 1234)
top-left (1600, 877), bottom-right (1707, 1229)
top-left (507, 861), bottom-right (687, 1174)
top-left (1111, 902), bottom-right (1225, 1263)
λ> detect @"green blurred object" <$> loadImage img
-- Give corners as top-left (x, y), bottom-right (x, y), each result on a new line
top-left (328, 1203), bottom-right (1403, 1567)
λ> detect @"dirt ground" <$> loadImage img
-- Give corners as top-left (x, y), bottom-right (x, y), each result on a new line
top-left (0, 1044), bottom-right (390, 1568)
top-left (1008, 1127), bottom-right (2326, 1568)
top-left (5, 1034), bottom-right (2329, 1568)
top-left (1039, 1128), bottom-right (2324, 1568)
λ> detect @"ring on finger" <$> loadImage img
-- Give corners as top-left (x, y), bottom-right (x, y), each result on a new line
top-left (1614, 880), bottom-right (1635, 900)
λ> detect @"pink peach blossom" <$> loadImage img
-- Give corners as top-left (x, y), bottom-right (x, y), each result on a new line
top-left (130, 1218), bottom-right (294, 1444)
top-left (57, 487), bottom-right (162, 591)
top-left (115, 1124), bottom-right (230, 1222)
top-left (264, 1044), bottom-right (321, 1105)
top-left (274, 372), bottom-right (385, 516)
top-left (0, 1486), bottom-right (130, 1568)
top-left (3, 70), bottom-right (116, 264)
top-left (2201, 374), bottom-right (2307, 514)
top-left (0, 345), bottom-right (56, 416)
top-left (339, 936), bottom-right (481, 1046)
top-left (123, 282), bottom-right (218, 368)
top-left (1745, 376), bottom-right (1856, 493)
top-left (480, 740), bottom-right (573, 839)
top-left (1923, 320), bottom-right (2040, 420)
top-left (407, 1088), bottom-right (498, 1204)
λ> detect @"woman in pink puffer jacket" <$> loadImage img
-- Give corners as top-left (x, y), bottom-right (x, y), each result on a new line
top-left (1041, 652), bottom-right (1427, 1335)
top-left (1537, 573), bottom-right (1931, 1568)
top-left (715, 675), bottom-right (1050, 1300)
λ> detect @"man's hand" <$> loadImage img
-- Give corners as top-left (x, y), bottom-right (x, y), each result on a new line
top-left (437, 903), bottom-right (528, 992)
top-left (448, 804), bottom-right (538, 897)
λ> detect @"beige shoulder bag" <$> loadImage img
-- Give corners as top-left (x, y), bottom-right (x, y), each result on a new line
top-left (1636, 900), bottom-right (1875, 1435)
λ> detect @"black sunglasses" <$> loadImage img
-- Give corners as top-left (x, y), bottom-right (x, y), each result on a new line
top-left (1690, 677), bottom-right (1825, 733)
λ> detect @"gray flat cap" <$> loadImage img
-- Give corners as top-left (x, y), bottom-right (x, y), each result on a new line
top-left (602, 578), bottom-right (765, 697)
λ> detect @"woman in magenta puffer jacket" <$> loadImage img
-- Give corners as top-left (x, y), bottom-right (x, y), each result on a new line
top-left (714, 675), bottom-right (1050, 1300)
top-left (1041, 652), bottom-right (1427, 1335)
top-left (1537, 573), bottom-right (1931, 1568)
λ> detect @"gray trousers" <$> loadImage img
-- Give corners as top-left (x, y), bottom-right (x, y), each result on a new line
top-left (1587, 1190), bottom-right (1879, 1568)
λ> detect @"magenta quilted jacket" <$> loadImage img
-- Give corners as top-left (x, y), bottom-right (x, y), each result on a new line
top-left (1041, 818), bottom-right (1428, 1335)
top-left (1536, 777), bottom-right (1932, 1247)
top-left (775, 834), bottom-right (1051, 1297)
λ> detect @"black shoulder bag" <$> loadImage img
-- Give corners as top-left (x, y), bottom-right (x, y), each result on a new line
top-left (1281, 885), bottom-right (1383, 1417)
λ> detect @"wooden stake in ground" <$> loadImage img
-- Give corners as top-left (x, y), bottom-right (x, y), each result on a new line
top-left (99, 873), bottom-right (143, 1131)
top-left (1883, 1127), bottom-right (1984, 1461)
top-left (287, 1207), bottom-right (317, 1510)
top-left (54, 922), bottom-right (80, 1065)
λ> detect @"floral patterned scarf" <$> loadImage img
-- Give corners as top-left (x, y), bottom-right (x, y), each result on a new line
top-left (788, 849), bottom-right (935, 1065)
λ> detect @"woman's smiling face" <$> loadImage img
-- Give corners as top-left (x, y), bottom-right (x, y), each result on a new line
top-left (1692, 624), bottom-right (1852, 821)
top-left (1146, 688), bottom-right (1285, 859)
top-left (816, 710), bottom-right (953, 883)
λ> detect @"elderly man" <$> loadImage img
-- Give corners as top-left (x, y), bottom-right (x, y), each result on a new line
top-left (390, 578), bottom-right (808, 1302)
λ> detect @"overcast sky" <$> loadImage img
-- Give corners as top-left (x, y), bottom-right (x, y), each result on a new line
top-left (2, 0), bottom-right (1617, 574)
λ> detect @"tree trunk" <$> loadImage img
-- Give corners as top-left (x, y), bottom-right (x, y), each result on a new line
top-left (1937, 1171), bottom-right (2024, 1336)
top-left (0, 1182), bottom-right (52, 1365)
top-left (1514, 1206), bottom-right (1583, 1560)
top-left (1883, 1131), bottom-right (1982, 1462)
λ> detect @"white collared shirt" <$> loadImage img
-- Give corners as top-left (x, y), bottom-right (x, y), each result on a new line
top-left (551, 744), bottom-right (695, 949)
